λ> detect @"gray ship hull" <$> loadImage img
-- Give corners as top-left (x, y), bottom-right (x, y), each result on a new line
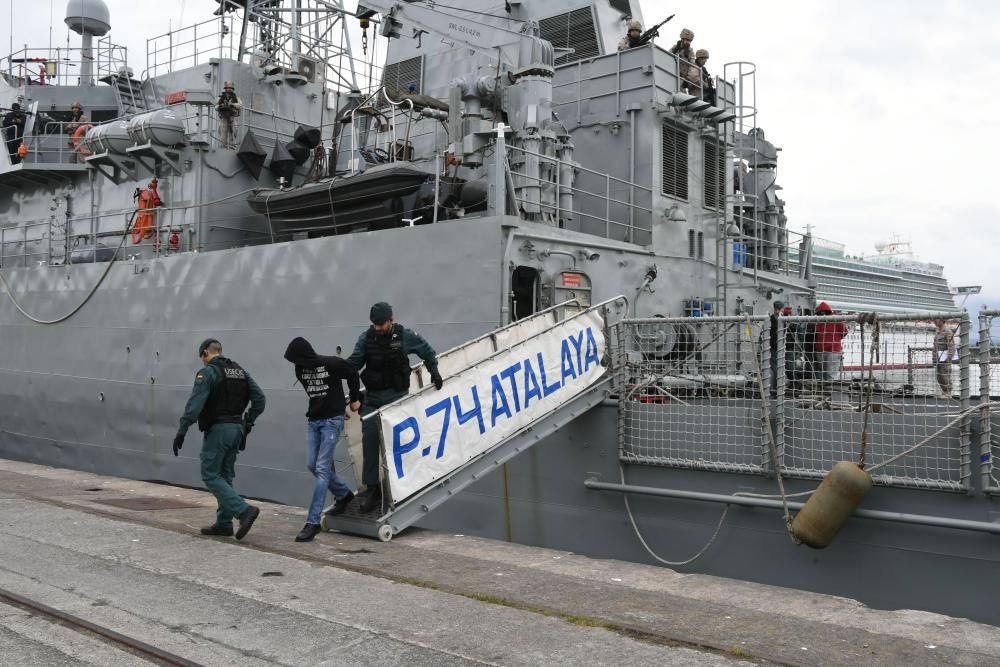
top-left (2, 217), bottom-right (998, 625)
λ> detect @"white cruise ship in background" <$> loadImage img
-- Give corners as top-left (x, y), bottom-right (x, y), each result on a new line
top-left (792, 233), bottom-right (955, 314)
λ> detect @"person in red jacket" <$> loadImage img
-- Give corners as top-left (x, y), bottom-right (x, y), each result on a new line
top-left (812, 302), bottom-right (847, 381)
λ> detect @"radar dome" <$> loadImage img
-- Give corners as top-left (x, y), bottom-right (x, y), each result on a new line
top-left (65, 0), bottom-right (111, 36)
top-left (873, 241), bottom-right (887, 252)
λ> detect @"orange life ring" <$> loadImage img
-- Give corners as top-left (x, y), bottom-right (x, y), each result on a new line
top-left (71, 124), bottom-right (93, 157)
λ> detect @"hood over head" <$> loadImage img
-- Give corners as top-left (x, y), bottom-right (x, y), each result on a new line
top-left (284, 336), bottom-right (321, 367)
top-left (815, 301), bottom-right (832, 315)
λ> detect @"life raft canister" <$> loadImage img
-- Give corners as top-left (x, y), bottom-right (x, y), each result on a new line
top-left (791, 461), bottom-right (872, 549)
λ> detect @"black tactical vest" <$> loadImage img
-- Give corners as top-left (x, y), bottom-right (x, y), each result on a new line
top-left (360, 324), bottom-right (410, 392)
top-left (198, 357), bottom-right (250, 432)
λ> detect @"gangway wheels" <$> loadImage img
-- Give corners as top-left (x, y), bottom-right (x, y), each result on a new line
top-left (320, 513), bottom-right (395, 542)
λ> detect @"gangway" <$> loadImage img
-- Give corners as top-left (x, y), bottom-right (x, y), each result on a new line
top-left (322, 296), bottom-right (626, 541)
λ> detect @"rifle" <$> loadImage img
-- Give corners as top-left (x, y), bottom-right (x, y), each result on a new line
top-left (632, 14), bottom-right (675, 47)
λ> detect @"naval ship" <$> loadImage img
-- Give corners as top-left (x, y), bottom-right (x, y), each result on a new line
top-left (2, 1), bottom-right (998, 624)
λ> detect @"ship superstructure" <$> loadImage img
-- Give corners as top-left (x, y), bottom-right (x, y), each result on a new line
top-left (1, 0), bottom-right (999, 625)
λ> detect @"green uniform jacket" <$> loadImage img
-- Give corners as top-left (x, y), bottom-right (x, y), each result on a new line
top-left (347, 326), bottom-right (439, 405)
top-left (176, 361), bottom-right (266, 437)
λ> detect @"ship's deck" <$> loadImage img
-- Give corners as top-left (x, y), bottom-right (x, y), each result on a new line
top-left (1, 458), bottom-right (996, 666)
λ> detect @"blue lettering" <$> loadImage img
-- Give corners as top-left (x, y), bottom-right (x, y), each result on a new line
top-left (569, 330), bottom-right (585, 376)
top-left (425, 398), bottom-right (453, 459)
top-left (537, 351), bottom-right (561, 397)
top-left (584, 327), bottom-right (600, 371)
top-left (490, 373), bottom-right (513, 426)
top-left (499, 361), bottom-right (523, 413)
top-left (560, 339), bottom-right (578, 383)
top-left (392, 417), bottom-right (420, 478)
top-left (453, 386), bottom-right (486, 435)
top-left (522, 356), bottom-right (542, 408)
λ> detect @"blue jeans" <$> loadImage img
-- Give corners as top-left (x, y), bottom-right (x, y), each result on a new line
top-left (306, 417), bottom-right (352, 524)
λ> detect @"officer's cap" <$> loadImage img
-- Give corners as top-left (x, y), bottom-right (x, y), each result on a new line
top-left (370, 302), bottom-right (393, 324)
top-left (198, 338), bottom-right (221, 356)
top-left (680, 28), bottom-right (694, 40)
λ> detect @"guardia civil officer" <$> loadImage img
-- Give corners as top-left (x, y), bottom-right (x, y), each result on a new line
top-left (347, 302), bottom-right (443, 514)
top-left (173, 339), bottom-right (266, 539)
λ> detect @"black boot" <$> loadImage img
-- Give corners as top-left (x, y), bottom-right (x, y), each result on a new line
top-left (326, 491), bottom-right (355, 517)
top-left (235, 504), bottom-right (260, 540)
top-left (200, 522), bottom-right (234, 537)
top-left (358, 486), bottom-right (382, 514)
top-left (295, 523), bottom-right (321, 542)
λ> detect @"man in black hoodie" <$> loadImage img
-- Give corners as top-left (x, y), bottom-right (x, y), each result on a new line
top-left (284, 337), bottom-right (362, 542)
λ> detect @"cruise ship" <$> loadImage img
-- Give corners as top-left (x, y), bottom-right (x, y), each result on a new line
top-left (792, 234), bottom-right (955, 314)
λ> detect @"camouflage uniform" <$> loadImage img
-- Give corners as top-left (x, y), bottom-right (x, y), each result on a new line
top-left (617, 20), bottom-right (643, 51)
top-left (670, 29), bottom-right (700, 96)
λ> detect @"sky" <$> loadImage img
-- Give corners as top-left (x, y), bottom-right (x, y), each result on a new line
top-left (3, 1), bottom-right (999, 314)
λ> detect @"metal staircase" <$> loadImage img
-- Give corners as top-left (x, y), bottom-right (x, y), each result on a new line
top-left (102, 73), bottom-right (148, 116)
top-left (322, 296), bottom-right (625, 541)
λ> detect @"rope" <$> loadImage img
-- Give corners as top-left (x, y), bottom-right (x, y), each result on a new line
top-left (857, 312), bottom-right (880, 468)
top-left (0, 212), bottom-right (137, 325)
top-left (619, 462), bottom-right (730, 566)
top-left (746, 314), bottom-right (797, 542)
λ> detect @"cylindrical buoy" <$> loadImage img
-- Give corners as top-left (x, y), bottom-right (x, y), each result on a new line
top-left (791, 461), bottom-right (872, 549)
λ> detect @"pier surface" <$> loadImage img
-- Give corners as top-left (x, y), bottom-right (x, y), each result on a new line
top-left (0, 458), bottom-right (996, 666)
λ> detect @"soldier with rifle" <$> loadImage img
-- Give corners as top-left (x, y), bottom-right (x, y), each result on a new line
top-left (618, 14), bottom-right (674, 50)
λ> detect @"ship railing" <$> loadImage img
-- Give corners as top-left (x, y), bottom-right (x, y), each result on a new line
top-left (0, 187), bottom-right (276, 270)
top-left (978, 309), bottom-right (1000, 495)
top-left (612, 311), bottom-right (989, 494)
top-left (2, 40), bottom-right (128, 87)
top-left (146, 15), bottom-right (240, 78)
top-left (503, 142), bottom-right (654, 246)
top-left (9, 120), bottom-right (94, 166)
top-left (728, 207), bottom-right (804, 278)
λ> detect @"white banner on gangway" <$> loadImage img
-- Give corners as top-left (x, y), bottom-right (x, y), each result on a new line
top-left (379, 310), bottom-right (606, 503)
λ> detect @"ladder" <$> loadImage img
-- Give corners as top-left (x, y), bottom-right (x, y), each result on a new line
top-left (322, 296), bottom-right (625, 541)
top-left (102, 73), bottom-right (148, 116)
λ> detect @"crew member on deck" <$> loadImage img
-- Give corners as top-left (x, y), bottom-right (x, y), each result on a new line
top-left (617, 20), bottom-right (643, 50)
top-left (695, 49), bottom-right (716, 105)
top-left (347, 302), bottom-right (443, 514)
top-left (173, 339), bottom-right (266, 540)
top-left (216, 81), bottom-right (243, 148)
top-left (66, 101), bottom-right (91, 163)
top-left (670, 29), bottom-right (700, 97)
top-left (2, 103), bottom-right (26, 164)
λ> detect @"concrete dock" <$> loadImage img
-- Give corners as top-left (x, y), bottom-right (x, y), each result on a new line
top-left (0, 459), bottom-right (997, 666)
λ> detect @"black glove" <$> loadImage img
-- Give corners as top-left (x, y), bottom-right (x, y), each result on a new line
top-left (430, 370), bottom-right (444, 391)
top-left (172, 433), bottom-right (184, 456)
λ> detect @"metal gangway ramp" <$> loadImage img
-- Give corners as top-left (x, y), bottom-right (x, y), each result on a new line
top-left (322, 297), bottom-right (624, 541)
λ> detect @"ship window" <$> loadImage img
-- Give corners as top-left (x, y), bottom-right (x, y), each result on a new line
top-left (688, 229), bottom-right (696, 257)
top-left (703, 138), bottom-right (726, 210)
top-left (539, 8), bottom-right (601, 65)
top-left (697, 231), bottom-right (704, 259)
top-left (511, 266), bottom-right (540, 321)
top-left (662, 123), bottom-right (688, 200)
top-left (381, 55), bottom-right (423, 94)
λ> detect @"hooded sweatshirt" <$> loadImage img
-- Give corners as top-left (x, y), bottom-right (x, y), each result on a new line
top-left (813, 302), bottom-right (847, 353)
top-left (283, 337), bottom-right (362, 420)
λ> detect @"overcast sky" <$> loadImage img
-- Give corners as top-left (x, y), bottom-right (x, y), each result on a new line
top-left (4, 1), bottom-right (998, 313)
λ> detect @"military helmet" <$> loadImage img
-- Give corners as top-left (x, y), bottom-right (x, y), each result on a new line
top-left (627, 20), bottom-right (642, 32)
top-left (223, 80), bottom-right (235, 90)
top-left (696, 49), bottom-right (709, 59)
top-left (680, 28), bottom-right (694, 40)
